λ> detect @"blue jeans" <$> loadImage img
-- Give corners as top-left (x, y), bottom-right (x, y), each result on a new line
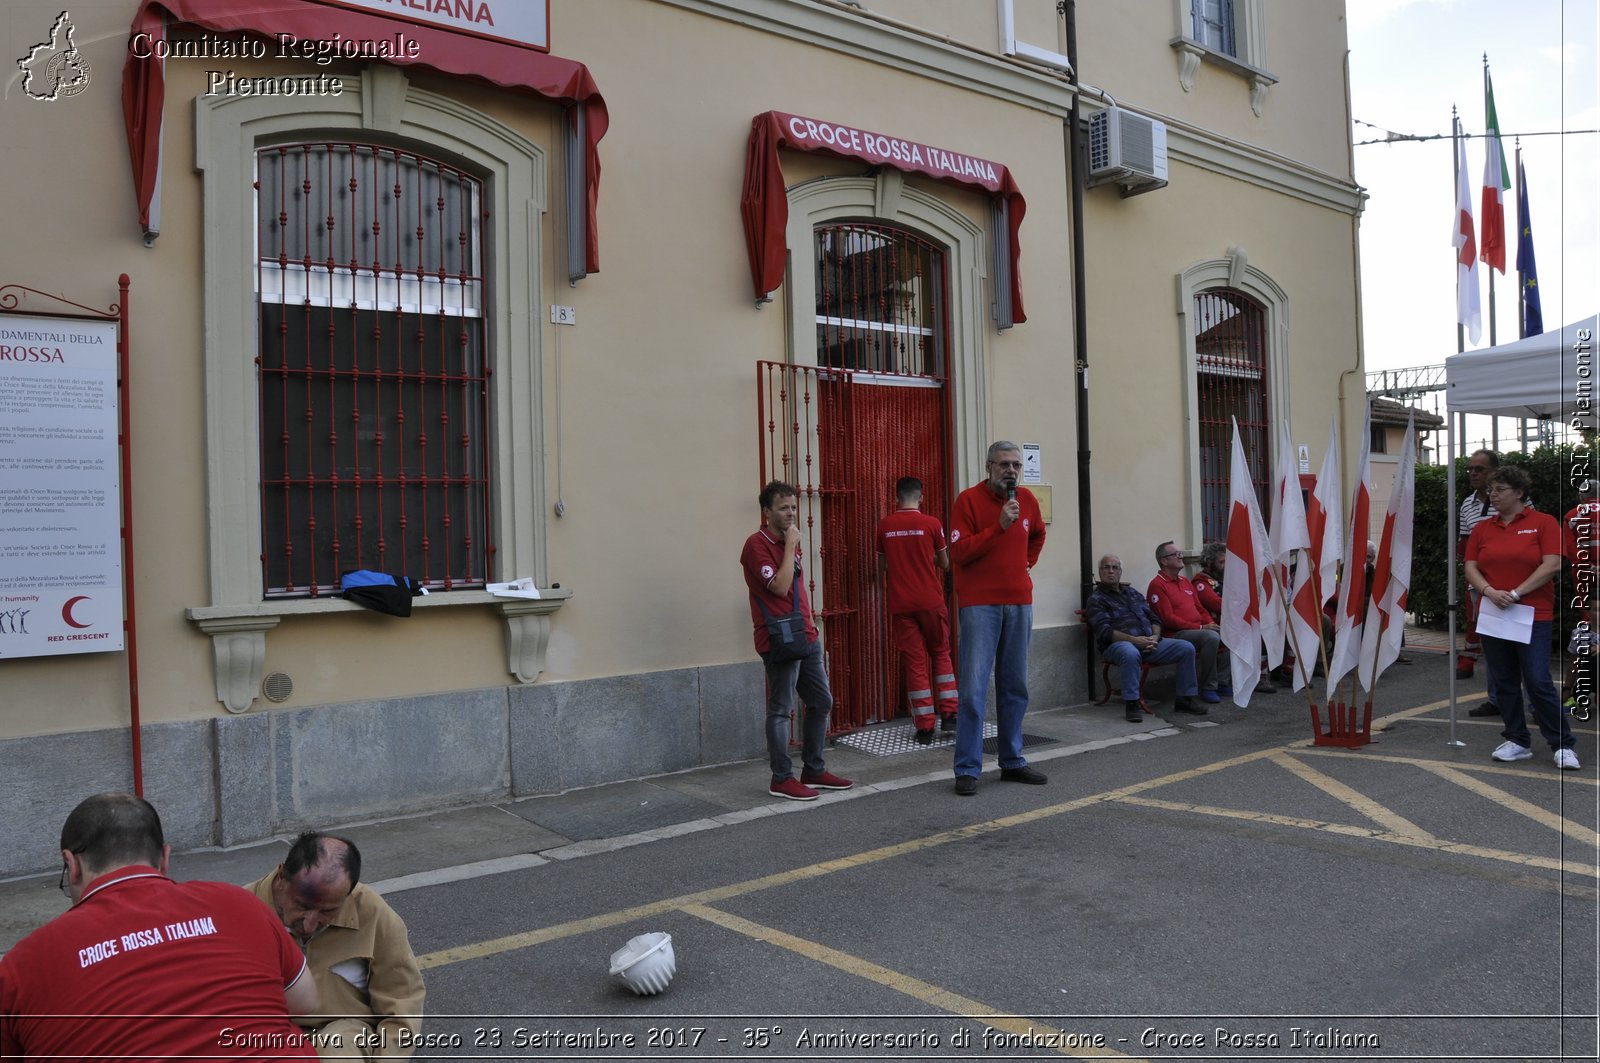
top-left (1102, 638), bottom-right (1198, 700)
top-left (1480, 622), bottom-right (1575, 751)
top-left (762, 638), bottom-right (832, 780)
top-left (954, 604), bottom-right (1031, 778)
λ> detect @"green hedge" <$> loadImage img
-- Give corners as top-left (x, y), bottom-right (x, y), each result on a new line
top-left (1410, 444), bottom-right (1589, 635)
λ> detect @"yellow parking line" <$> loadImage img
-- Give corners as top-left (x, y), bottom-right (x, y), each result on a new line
top-left (415, 749), bottom-right (1282, 969)
top-left (1295, 746), bottom-right (1600, 786)
top-left (1412, 762), bottom-right (1600, 849)
top-left (680, 903), bottom-right (1141, 1061)
top-left (1116, 795), bottom-right (1598, 878)
top-left (1267, 751), bottom-right (1438, 841)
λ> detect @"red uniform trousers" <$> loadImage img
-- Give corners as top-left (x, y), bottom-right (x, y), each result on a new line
top-left (893, 609), bottom-right (957, 731)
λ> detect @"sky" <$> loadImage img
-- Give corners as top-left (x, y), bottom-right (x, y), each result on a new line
top-left (1347, 0), bottom-right (1599, 381)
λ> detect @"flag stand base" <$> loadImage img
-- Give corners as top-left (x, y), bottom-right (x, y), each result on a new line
top-left (1309, 699), bottom-right (1375, 748)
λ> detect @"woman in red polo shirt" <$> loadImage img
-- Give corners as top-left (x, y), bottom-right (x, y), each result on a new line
top-left (1465, 465), bottom-right (1579, 770)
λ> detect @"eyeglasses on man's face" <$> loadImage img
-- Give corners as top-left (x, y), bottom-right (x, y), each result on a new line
top-left (1160, 551), bottom-right (1183, 560)
top-left (989, 460), bottom-right (1023, 470)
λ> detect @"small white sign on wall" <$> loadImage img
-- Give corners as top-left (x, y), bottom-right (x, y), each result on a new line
top-left (1022, 442), bottom-right (1042, 484)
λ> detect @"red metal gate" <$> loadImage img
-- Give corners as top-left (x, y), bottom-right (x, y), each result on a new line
top-left (756, 363), bottom-right (950, 732)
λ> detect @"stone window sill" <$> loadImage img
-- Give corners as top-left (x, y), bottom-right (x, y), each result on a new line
top-left (1169, 38), bottom-right (1278, 116)
top-left (186, 588), bottom-right (572, 714)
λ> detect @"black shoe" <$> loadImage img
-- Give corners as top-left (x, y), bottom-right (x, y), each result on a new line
top-left (1256, 675), bottom-right (1278, 693)
top-left (1174, 697), bottom-right (1209, 716)
top-left (913, 729), bottom-right (935, 745)
top-left (954, 775), bottom-right (978, 796)
top-left (999, 765), bottom-right (1047, 785)
top-left (1395, 654), bottom-right (1413, 665)
top-left (1125, 701), bottom-right (1143, 722)
top-left (1468, 703), bottom-right (1500, 717)
top-left (940, 714), bottom-right (957, 733)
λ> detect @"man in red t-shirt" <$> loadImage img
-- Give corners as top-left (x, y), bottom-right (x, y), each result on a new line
top-left (0, 793), bottom-right (318, 1060)
top-left (1146, 540), bottom-right (1224, 702)
top-left (948, 441), bottom-right (1047, 795)
top-left (877, 476), bottom-right (957, 744)
top-left (741, 480), bottom-right (854, 802)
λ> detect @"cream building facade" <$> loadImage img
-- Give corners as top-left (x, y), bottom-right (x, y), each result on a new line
top-left (0, 0), bottom-right (1364, 875)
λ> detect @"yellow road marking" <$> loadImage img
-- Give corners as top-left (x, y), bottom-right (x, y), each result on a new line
top-left (416, 749), bottom-right (1282, 969)
top-left (1295, 745), bottom-right (1600, 785)
top-left (416, 698), bottom-right (1591, 975)
top-left (1266, 751), bottom-right (1437, 841)
top-left (1412, 762), bottom-right (1600, 849)
top-left (1115, 795), bottom-right (1598, 878)
top-left (680, 903), bottom-right (1141, 1061)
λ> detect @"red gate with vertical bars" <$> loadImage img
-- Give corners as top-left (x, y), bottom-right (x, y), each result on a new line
top-left (756, 364), bottom-right (949, 732)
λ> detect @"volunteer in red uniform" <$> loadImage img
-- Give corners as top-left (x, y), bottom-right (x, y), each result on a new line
top-left (877, 476), bottom-right (957, 744)
top-left (741, 480), bottom-right (854, 801)
top-left (948, 441), bottom-right (1047, 795)
top-left (0, 793), bottom-right (318, 1059)
top-left (1146, 541), bottom-right (1226, 703)
top-left (1465, 465), bottom-right (1579, 770)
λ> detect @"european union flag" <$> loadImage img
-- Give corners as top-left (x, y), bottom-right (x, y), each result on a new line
top-left (1516, 155), bottom-right (1543, 337)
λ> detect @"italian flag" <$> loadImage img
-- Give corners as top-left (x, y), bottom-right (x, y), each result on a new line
top-left (1481, 69), bottom-right (1509, 274)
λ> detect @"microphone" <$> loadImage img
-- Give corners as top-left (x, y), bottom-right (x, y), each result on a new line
top-left (1004, 477), bottom-right (1017, 502)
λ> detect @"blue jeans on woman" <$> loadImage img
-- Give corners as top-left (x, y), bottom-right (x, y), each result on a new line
top-left (1480, 621), bottom-right (1575, 752)
top-left (954, 603), bottom-right (1031, 779)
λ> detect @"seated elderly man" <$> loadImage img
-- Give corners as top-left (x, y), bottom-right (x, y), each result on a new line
top-left (1085, 554), bottom-right (1203, 721)
top-left (249, 833), bottom-right (425, 1059)
top-left (1147, 540), bottom-right (1226, 703)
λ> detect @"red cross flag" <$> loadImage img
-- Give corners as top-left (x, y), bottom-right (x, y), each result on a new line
top-left (1222, 419), bottom-right (1271, 706)
top-left (1288, 417), bottom-right (1343, 692)
top-left (1359, 411), bottom-right (1416, 689)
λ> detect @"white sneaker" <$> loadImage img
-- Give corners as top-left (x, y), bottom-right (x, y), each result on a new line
top-left (1554, 748), bottom-right (1581, 771)
top-left (1491, 741), bottom-right (1533, 763)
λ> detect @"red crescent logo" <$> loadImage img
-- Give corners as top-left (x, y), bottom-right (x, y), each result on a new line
top-left (62, 596), bottom-right (91, 629)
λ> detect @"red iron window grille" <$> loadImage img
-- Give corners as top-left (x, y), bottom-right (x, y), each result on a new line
top-left (255, 142), bottom-right (491, 597)
top-left (814, 222), bottom-right (946, 379)
top-left (1194, 287), bottom-right (1270, 542)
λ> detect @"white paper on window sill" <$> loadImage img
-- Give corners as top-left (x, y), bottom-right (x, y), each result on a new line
top-left (1477, 599), bottom-right (1534, 644)
top-left (487, 578), bottom-right (542, 600)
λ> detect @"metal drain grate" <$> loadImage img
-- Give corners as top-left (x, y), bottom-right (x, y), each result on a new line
top-left (834, 721), bottom-right (1055, 758)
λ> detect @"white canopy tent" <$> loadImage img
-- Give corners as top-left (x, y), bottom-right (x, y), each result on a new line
top-left (1440, 314), bottom-right (1598, 740)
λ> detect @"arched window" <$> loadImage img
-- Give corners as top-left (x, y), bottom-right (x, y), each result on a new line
top-left (1194, 287), bottom-right (1269, 541)
top-left (813, 221), bottom-right (946, 378)
top-left (255, 142), bottom-right (489, 596)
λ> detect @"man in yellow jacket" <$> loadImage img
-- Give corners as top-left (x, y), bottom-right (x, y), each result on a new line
top-left (249, 833), bottom-right (425, 1059)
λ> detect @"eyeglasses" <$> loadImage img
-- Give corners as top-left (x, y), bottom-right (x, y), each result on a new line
top-left (1099, 564), bottom-right (1122, 570)
top-left (989, 460), bottom-right (1023, 469)
top-left (1160, 551), bottom-right (1183, 560)
top-left (1467, 465), bottom-right (1491, 473)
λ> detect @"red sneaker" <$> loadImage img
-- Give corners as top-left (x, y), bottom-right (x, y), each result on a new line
top-left (799, 769), bottom-right (854, 791)
top-left (769, 777), bottom-right (819, 801)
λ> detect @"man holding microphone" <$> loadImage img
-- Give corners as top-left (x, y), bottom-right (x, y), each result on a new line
top-left (948, 441), bottom-right (1047, 795)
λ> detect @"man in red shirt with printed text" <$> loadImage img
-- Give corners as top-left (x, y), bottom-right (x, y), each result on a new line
top-left (949, 441), bottom-right (1047, 795)
top-left (1147, 541), bottom-right (1226, 703)
top-left (0, 793), bottom-right (319, 1060)
top-left (742, 480), bottom-right (855, 802)
top-left (877, 476), bottom-right (957, 745)
top-left (1466, 465), bottom-right (1580, 770)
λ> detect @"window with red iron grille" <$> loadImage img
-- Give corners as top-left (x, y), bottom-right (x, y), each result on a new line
top-left (1194, 287), bottom-right (1271, 543)
top-left (255, 143), bottom-right (491, 597)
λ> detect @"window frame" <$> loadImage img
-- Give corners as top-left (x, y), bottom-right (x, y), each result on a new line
top-left (188, 67), bottom-right (567, 712)
top-left (193, 66), bottom-right (549, 610)
top-left (1176, 253), bottom-right (1290, 548)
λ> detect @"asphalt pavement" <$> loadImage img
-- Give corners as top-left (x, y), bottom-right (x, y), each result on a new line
top-left (3, 640), bottom-right (1596, 1063)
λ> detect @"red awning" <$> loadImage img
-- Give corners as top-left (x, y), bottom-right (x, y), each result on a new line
top-left (121, 0), bottom-right (608, 273)
top-left (741, 110), bottom-right (1026, 323)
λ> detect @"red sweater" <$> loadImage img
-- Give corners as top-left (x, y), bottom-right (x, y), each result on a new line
top-left (948, 480), bottom-right (1045, 606)
top-left (1147, 570), bottom-right (1213, 630)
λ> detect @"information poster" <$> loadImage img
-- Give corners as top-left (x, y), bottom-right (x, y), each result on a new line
top-left (0, 314), bottom-right (123, 657)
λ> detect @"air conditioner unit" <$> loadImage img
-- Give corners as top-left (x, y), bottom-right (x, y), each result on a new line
top-left (1088, 107), bottom-right (1168, 195)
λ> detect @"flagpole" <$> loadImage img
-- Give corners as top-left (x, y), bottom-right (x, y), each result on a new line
top-left (1484, 57), bottom-right (1498, 349)
top-left (1515, 139), bottom-right (1525, 339)
top-left (1446, 109), bottom-right (1465, 748)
